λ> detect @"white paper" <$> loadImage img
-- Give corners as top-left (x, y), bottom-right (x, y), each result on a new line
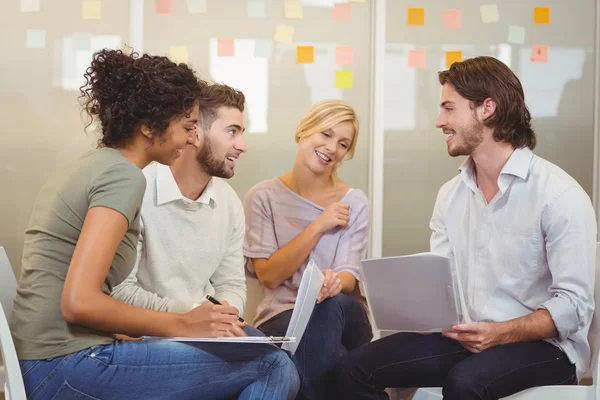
top-left (360, 252), bottom-right (470, 332)
top-left (143, 336), bottom-right (296, 344)
top-left (282, 259), bottom-right (325, 354)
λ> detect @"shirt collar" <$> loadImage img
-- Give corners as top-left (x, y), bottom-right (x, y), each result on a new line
top-left (458, 147), bottom-right (533, 193)
top-left (155, 164), bottom-right (217, 206)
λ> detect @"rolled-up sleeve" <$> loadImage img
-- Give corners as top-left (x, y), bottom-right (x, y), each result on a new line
top-left (538, 186), bottom-right (596, 342)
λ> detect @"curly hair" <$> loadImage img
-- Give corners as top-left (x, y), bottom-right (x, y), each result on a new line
top-left (197, 83), bottom-right (245, 132)
top-left (439, 56), bottom-right (536, 150)
top-left (79, 49), bottom-right (203, 148)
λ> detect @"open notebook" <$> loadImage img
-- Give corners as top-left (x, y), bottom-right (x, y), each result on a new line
top-left (144, 259), bottom-right (324, 346)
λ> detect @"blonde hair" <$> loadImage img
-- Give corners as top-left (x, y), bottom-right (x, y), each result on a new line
top-left (295, 100), bottom-right (359, 183)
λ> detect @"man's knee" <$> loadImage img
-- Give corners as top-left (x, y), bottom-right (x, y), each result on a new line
top-left (443, 367), bottom-right (482, 400)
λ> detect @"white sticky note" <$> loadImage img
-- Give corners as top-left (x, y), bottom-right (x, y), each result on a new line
top-left (20, 0), bottom-right (40, 12)
top-left (254, 39), bottom-right (273, 58)
top-left (247, 0), bottom-right (266, 18)
top-left (187, 0), bottom-right (207, 13)
top-left (480, 4), bottom-right (499, 24)
top-left (72, 32), bottom-right (92, 51)
top-left (26, 29), bottom-right (46, 49)
top-left (508, 25), bottom-right (525, 45)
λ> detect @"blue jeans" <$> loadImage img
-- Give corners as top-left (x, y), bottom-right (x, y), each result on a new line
top-left (19, 326), bottom-right (300, 400)
top-left (258, 293), bottom-right (373, 400)
top-left (335, 332), bottom-right (577, 400)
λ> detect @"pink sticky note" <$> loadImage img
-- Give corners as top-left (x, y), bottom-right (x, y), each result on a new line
top-left (156, 0), bottom-right (174, 14)
top-left (218, 39), bottom-right (235, 57)
top-left (531, 44), bottom-right (548, 63)
top-left (336, 46), bottom-right (354, 65)
top-left (333, 3), bottom-right (352, 21)
top-left (408, 49), bottom-right (426, 68)
top-left (443, 9), bottom-right (462, 29)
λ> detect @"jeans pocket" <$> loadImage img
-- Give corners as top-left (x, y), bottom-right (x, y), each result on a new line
top-left (51, 381), bottom-right (100, 400)
top-left (81, 344), bottom-right (115, 367)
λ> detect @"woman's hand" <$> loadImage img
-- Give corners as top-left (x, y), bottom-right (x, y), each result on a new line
top-left (313, 202), bottom-right (350, 234)
top-left (317, 269), bottom-right (342, 304)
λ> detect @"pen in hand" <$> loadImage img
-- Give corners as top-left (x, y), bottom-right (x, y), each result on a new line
top-left (205, 295), bottom-right (245, 324)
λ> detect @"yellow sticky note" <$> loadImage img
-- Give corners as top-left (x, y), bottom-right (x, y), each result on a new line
top-left (296, 46), bottom-right (314, 64)
top-left (285, 0), bottom-right (303, 19)
top-left (274, 24), bottom-right (294, 44)
top-left (336, 70), bottom-right (353, 89)
top-left (82, 0), bottom-right (101, 19)
top-left (534, 7), bottom-right (550, 25)
top-left (445, 51), bottom-right (462, 68)
top-left (407, 8), bottom-right (425, 26)
top-left (169, 46), bottom-right (189, 64)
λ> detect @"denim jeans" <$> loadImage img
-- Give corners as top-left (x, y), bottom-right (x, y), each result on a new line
top-left (335, 332), bottom-right (577, 400)
top-left (258, 293), bottom-right (373, 400)
top-left (19, 326), bottom-right (300, 400)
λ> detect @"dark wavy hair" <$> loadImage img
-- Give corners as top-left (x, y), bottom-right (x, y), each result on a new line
top-left (439, 56), bottom-right (536, 149)
top-left (79, 49), bottom-right (203, 148)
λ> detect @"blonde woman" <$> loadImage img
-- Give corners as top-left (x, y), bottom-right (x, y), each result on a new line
top-left (244, 100), bottom-right (373, 399)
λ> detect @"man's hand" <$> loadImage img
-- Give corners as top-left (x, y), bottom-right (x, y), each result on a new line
top-left (442, 322), bottom-right (507, 353)
top-left (182, 302), bottom-right (246, 338)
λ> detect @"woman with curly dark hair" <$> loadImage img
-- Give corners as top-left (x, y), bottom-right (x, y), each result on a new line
top-left (9, 49), bottom-right (299, 400)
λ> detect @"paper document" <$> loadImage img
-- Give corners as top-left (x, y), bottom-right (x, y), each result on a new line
top-left (360, 252), bottom-right (471, 332)
top-left (143, 336), bottom-right (296, 344)
top-left (282, 259), bottom-right (325, 355)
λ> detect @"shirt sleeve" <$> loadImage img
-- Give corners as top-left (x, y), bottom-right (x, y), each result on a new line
top-left (537, 186), bottom-right (597, 342)
top-left (209, 200), bottom-right (247, 314)
top-left (331, 192), bottom-right (370, 280)
top-left (429, 185), bottom-right (452, 258)
top-left (243, 187), bottom-right (278, 278)
top-left (88, 162), bottom-right (146, 227)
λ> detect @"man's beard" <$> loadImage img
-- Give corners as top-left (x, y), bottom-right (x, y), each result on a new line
top-left (196, 137), bottom-right (233, 179)
top-left (448, 116), bottom-right (484, 157)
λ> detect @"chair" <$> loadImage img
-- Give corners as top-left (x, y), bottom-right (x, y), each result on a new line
top-left (0, 246), bottom-right (26, 400)
top-left (391, 242), bottom-right (600, 400)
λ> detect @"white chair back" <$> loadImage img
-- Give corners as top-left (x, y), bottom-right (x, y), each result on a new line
top-left (0, 246), bottom-right (26, 400)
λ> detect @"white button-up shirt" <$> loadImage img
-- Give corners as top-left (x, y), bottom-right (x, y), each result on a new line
top-left (430, 147), bottom-right (597, 379)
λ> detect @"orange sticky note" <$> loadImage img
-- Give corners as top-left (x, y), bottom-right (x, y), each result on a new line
top-left (218, 39), bottom-right (235, 57)
top-left (443, 9), bottom-right (461, 29)
top-left (169, 46), bottom-right (189, 64)
top-left (336, 46), bottom-right (354, 65)
top-left (408, 49), bottom-right (426, 69)
top-left (336, 70), bottom-right (353, 89)
top-left (407, 8), bottom-right (425, 26)
top-left (82, 0), bottom-right (101, 19)
top-left (296, 46), bottom-right (314, 64)
top-left (445, 51), bottom-right (462, 68)
top-left (156, 0), bottom-right (174, 14)
top-left (531, 44), bottom-right (548, 63)
top-left (333, 3), bottom-right (352, 21)
top-left (534, 7), bottom-right (550, 24)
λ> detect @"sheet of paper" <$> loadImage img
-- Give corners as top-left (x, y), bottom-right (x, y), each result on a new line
top-left (445, 50), bottom-right (462, 68)
top-left (282, 260), bottom-right (324, 354)
top-left (336, 46), bottom-right (353, 65)
top-left (296, 46), bottom-right (314, 64)
top-left (285, 0), bottom-right (303, 19)
top-left (274, 24), bottom-right (294, 43)
top-left (480, 4), bottom-right (499, 24)
top-left (508, 25), bottom-right (525, 45)
top-left (20, 0), bottom-right (40, 13)
top-left (407, 8), bottom-right (425, 26)
top-left (247, 0), bottom-right (266, 18)
top-left (336, 70), bottom-right (353, 89)
top-left (156, 0), bottom-right (175, 14)
top-left (169, 45), bottom-right (189, 64)
top-left (333, 3), bottom-right (352, 21)
top-left (443, 9), bottom-right (461, 29)
top-left (26, 29), bottom-right (46, 49)
top-left (187, 0), bottom-right (206, 14)
top-left (144, 336), bottom-right (296, 344)
top-left (82, 0), bottom-right (102, 20)
top-left (531, 44), bottom-right (549, 63)
top-left (408, 49), bottom-right (426, 69)
top-left (533, 7), bottom-right (550, 25)
top-left (360, 253), bottom-right (468, 332)
top-left (254, 39), bottom-right (273, 58)
top-left (218, 39), bottom-right (235, 57)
